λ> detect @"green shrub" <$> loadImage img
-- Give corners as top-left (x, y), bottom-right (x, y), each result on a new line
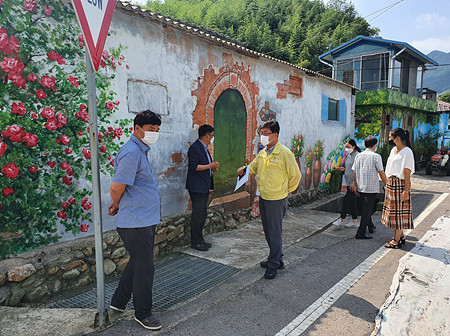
top-left (414, 129), bottom-right (442, 161)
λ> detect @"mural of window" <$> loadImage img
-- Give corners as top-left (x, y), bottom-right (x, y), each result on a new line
top-left (382, 114), bottom-right (392, 126)
top-left (361, 53), bottom-right (389, 91)
top-left (321, 94), bottom-right (346, 124)
top-left (328, 98), bottom-right (339, 120)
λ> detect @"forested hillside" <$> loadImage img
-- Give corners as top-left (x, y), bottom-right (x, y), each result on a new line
top-left (141, 0), bottom-right (378, 71)
top-left (423, 50), bottom-right (450, 95)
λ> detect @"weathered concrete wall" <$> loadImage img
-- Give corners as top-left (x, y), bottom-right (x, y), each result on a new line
top-left (57, 9), bottom-right (354, 241)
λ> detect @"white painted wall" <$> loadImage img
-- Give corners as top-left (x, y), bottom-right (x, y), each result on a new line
top-left (59, 9), bottom-right (354, 240)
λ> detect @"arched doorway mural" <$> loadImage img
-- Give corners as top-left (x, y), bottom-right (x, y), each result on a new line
top-left (213, 89), bottom-right (247, 193)
top-left (191, 53), bottom-right (260, 198)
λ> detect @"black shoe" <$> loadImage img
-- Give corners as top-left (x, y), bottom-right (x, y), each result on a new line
top-left (355, 234), bottom-right (373, 239)
top-left (134, 315), bottom-right (162, 330)
top-left (191, 243), bottom-right (209, 251)
top-left (368, 226), bottom-right (376, 234)
top-left (109, 304), bottom-right (126, 313)
top-left (202, 241), bottom-right (212, 248)
top-left (260, 260), bottom-right (284, 269)
top-left (264, 268), bottom-right (277, 279)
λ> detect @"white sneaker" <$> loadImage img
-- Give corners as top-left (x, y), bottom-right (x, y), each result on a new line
top-left (345, 220), bottom-right (359, 228)
top-left (332, 218), bottom-right (344, 227)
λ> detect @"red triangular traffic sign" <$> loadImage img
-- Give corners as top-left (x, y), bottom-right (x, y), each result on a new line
top-left (72, 0), bottom-right (116, 71)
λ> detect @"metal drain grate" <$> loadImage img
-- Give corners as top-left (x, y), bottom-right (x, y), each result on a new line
top-left (48, 254), bottom-right (238, 311)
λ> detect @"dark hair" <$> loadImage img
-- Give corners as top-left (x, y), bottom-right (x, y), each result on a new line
top-left (347, 139), bottom-right (361, 152)
top-left (261, 120), bottom-right (280, 134)
top-left (364, 136), bottom-right (378, 149)
top-left (390, 128), bottom-right (411, 147)
top-left (198, 124), bottom-right (214, 138)
top-left (134, 110), bottom-right (161, 128)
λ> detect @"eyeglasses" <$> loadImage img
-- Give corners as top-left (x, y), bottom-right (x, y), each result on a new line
top-left (260, 132), bottom-right (273, 136)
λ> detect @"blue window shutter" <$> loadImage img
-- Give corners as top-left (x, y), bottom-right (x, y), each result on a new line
top-left (321, 94), bottom-right (328, 120)
top-left (339, 99), bottom-right (346, 124)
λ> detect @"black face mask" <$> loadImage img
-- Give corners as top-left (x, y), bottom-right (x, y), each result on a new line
top-left (389, 139), bottom-right (395, 147)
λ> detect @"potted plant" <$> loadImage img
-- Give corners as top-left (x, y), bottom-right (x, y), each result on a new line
top-left (313, 140), bottom-right (324, 188)
top-left (304, 147), bottom-right (313, 190)
top-left (291, 133), bottom-right (304, 193)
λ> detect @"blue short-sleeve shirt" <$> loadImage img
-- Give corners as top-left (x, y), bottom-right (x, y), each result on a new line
top-left (112, 135), bottom-right (161, 228)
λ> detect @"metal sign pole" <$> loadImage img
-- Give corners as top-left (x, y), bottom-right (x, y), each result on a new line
top-left (85, 51), bottom-right (108, 328)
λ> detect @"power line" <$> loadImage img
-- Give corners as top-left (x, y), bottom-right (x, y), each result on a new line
top-left (369, 0), bottom-right (415, 25)
top-left (264, 0), bottom-right (406, 56)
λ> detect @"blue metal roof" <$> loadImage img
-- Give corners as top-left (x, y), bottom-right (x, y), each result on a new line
top-left (318, 35), bottom-right (438, 65)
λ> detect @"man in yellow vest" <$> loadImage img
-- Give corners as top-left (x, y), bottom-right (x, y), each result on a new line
top-left (238, 120), bottom-right (301, 279)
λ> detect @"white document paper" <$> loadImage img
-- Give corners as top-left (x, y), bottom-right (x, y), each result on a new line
top-left (234, 166), bottom-right (249, 192)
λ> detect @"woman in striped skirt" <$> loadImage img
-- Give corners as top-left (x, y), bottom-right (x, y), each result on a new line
top-left (382, 128), bottom-right (415, 248)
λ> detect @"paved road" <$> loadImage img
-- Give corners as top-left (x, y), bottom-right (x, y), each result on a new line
top-left (88, 171), bottom-right (449, 336)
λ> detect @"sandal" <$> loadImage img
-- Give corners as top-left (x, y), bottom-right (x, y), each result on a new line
top-left (390, 236), bottom-right (406, 244)
top-left (385, 239), bottom-right (401, 249)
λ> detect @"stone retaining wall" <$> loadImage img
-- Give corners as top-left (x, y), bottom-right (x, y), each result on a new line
top-left (0, 188), bottom-right (324, 307)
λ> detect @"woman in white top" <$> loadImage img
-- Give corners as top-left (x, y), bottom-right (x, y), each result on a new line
top-left (381, 128), bottom-right (415, 248)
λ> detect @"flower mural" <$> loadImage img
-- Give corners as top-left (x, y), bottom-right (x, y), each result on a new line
top-left (0, 0), bottom-right (132, 258)
top-left (319, 136), bottom-right (350, 193)
top-left (290, 133), bottom-right (304, 158)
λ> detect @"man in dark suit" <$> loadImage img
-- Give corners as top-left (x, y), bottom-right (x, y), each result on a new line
top-left (186, 125), bottom-right (219, 251)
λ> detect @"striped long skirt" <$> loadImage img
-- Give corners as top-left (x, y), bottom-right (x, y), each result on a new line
top-left (381, 176), bottom-right (413, 229)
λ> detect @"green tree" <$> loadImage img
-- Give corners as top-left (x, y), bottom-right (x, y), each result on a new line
top-left (438, 92), bottom-right (450, 103)
top-left (140, 0), bottom-right (378, 71)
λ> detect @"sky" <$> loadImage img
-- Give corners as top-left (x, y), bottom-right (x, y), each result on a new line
top-left (131, 0), bottom-right (450, 55)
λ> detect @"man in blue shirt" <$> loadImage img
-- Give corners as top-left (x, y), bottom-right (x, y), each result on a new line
top-left (186, 125), bottom-right (219, 251)
top-left (107, 110), bottom-right (162, 331)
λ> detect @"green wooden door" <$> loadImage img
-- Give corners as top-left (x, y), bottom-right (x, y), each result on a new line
top-left (214, 89), bottom-right (247, 194)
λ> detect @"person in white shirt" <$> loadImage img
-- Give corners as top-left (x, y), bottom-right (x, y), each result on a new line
top-left (381, 128), bottom-right (415, 248)
top-left (351, 136), bottom-right (387, 239)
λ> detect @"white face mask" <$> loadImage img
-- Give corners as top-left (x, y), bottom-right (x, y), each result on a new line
top-left (345, 148), bottom-right (353, 154)
top-left (142, 131), bottom-right (159, 146)
top-left (260, 135), bottom-right (270, 147)
top-left (210, 136), bottom-right (214, 144)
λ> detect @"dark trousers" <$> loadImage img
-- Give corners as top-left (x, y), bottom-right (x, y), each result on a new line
top-left (189, 191), bottom-right (209, 245)
top-left (111, 226), bottom-right (155, 320)
top-left (259, 197), bottom-right (288, 269)
top-left (357, 192), bottom-right (377, 237)
top-left (340, 188), bottom-right (358, 220)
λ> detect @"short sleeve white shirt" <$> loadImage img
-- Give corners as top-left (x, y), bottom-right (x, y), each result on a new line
top-left (385, 147), bottom-right (415, 179)
top-left (352, 149), bottom-right (384, 193)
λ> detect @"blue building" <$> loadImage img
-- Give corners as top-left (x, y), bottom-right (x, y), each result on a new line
top-left (318, 35), bottom-right (449, 151)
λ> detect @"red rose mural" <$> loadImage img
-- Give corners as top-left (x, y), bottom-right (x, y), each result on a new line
top-left (11, 102), bottom-right (27, 116)
top-left (36, 89), bottom-right (47, 100)
top-left (0, 1), bottom-right (131, 258)
top-left (2, 186), bottom-right (14, 197)
top-left (22, 133), bottom-right (39, 147)
top-left (2, 162), bottom-right (20, 179)
top-left (0, 142), bottom-right (7, 157)
top-left (39, 75), bottom-right (56, 89)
